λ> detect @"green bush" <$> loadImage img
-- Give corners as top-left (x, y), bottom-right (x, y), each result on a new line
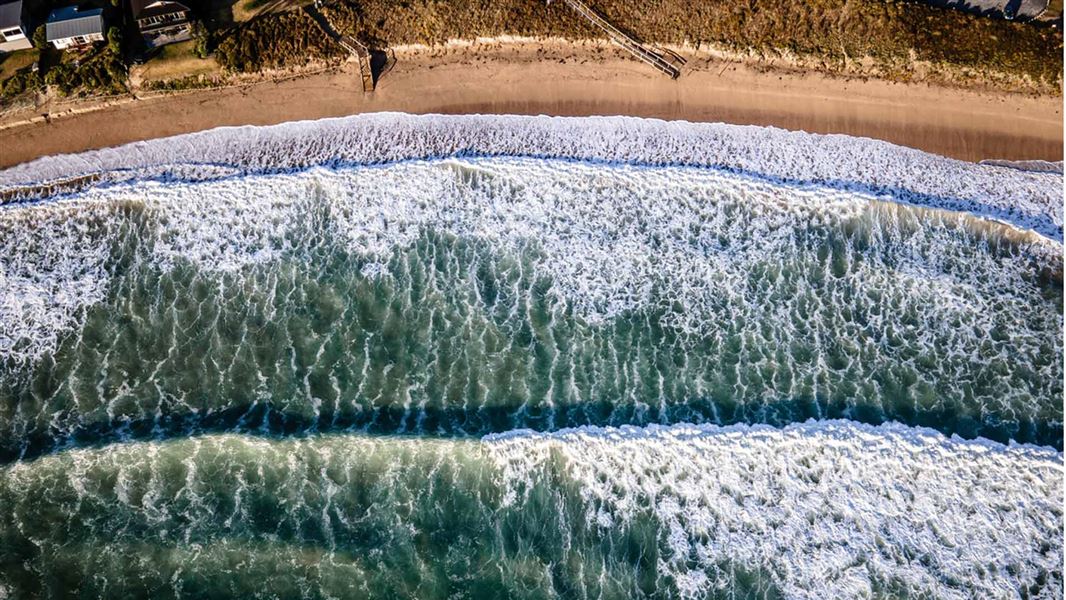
top-left (31, 26), bottom-right (47, 50)
top-left (1, 69), bottom-right (41, 101)
top-left (191, 22), bottom-right (211, 58)
top-left (107, 27), bottom-right (122, 54)
top-left (39, 46), bottom-right (128, 96)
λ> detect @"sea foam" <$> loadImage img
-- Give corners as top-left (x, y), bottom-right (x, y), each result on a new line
top-left (485, 419), bottom-right (1063, 599)
top-left (0, 156), bottom-right (1060, 453)
top-left (1, 113), bottom-right (1061, 241)
top-left (0, 420), bottom-right (1060, 599)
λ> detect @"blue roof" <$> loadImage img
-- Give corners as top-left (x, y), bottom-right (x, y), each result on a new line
top-left (46, 6), bottom-right (104, 40)
top-left (48, 5), bottom-right (103, 21)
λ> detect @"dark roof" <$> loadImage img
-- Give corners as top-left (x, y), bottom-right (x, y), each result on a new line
top-left (0, 0), bottom-right (23, 30)
top-left (45, 6), bottom-right (104, 40)
top-left (131, 0), bottom-right (190, 20)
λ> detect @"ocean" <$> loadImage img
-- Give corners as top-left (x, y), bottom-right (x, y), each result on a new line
top-left (0, 114), bottom-right (1061, 599)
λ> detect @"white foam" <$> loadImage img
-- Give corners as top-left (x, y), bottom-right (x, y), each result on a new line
top-left (3, 420), bottom-right (1058, 598)
top-left (485, 419), bottom-right (1064, 599)
top-left (0, 201), bottom-right (121, 362)
top-left (0, 156), bottom-right (1060, 392)
top-left (1, 113), bottom-right (1061, 241)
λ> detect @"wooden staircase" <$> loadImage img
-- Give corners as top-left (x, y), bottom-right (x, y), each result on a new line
top-left (304, 2), bottom-right (376, 92)
top-left (558, 0), bottom-right (681, 78)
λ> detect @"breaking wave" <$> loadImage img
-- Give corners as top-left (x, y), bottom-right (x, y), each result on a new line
top-left (0, 421), bottom-right (1060, 599)
top-left (0, 156), bottom-right (1061, 460)
top-left (0, 114), bottom-right (1061, 599)
top-left (2, 113), bottom-right (1061, 240)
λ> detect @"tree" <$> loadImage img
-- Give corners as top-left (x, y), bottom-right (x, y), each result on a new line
top-left (32, 25), bottom-right (47, 50)
top-left (44, 64), bottom-right (74, 95)
top-left (107, 27), bottom-right (122, 54)
top-left (191, 22), bottom-right (211, 58)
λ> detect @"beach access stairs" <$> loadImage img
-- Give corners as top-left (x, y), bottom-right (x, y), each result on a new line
top-left (556, 0), bottom-right (682, 78)
top-left (304, 2), bottom-right (377, 92)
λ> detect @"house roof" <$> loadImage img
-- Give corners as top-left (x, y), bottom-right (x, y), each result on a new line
top-left (45, 6), bottom-right (104, 40)
top-left (0, 1), bottom-right (23, 30)
top-left (131, 0), bottom-right (190, 20)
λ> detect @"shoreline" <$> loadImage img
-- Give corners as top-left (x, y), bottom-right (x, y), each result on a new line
top-left (0, 39), bottom-right (1061, 168)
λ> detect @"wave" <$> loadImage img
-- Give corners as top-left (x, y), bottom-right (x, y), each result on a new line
top-left (0, 420), bottom-right (1060, 599)
top-left (1, 113), bottom-right (1061, 241)
top-left (0, 157), bottom-right (1061, 459)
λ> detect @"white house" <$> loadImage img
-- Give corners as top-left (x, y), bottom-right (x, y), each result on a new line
top-left (46, 6), bottom-right (105, 50)
top-left (0, 0), bottom-right (31, 52)
top-left (132, 0), bottom-right (194, 48)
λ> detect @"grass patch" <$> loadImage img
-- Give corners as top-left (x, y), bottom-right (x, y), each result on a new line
top-left (1042, 0), bottom-right (1063, 19)
top-left (138, 40), bottom-right (222, 83)
top-left (230, 0), bottom-right (260, 22)
top-left (0, 50), bottom-right (38, 82)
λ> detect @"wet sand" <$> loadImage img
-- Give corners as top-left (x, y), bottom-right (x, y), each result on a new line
top-left (0, 39), bottom-right (1061, 168)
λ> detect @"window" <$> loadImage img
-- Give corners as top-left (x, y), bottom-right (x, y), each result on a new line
top-left (142, 12), bottom-right (186, 27)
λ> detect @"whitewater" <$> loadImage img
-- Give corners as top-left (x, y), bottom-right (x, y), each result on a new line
top-left (0, 114), bottom-right (1061, 599)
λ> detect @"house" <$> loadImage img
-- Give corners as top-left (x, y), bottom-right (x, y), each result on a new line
top-left (131, 0), bottom-right (193, 48)
top-left (0, 0), bottom-right (32, 52)
top-left (45, 6), bottom-right (105, 50)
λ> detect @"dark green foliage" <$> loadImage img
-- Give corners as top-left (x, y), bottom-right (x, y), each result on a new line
top-left (31, 25), bottom-right (47, 50)
top-left (43, 46), bottom-right (128, 97)
top-left (191, 21), bottom-right (212, 58)
top-left (43, 63), bottom-right (71, 94)
top-left (0, 69), bottom-right (41, 101)
top-left (107, 26), bottom-right (122, 54)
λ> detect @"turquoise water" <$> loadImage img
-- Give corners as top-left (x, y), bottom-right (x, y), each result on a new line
top-left (0, 157), bottom-right (1061, 598)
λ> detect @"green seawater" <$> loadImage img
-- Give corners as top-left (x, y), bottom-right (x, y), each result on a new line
top-left (0, 157), bottom-right (1061, 598)
top-left (2, 176), bottom-right (1062, 457)
top-left (0, 426), bottom-right (1060, 599)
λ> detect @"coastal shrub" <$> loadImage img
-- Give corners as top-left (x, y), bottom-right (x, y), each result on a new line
top-left (107, 27), bottom-right (122, 55)
top-left (191, 22), bottom-right (211, 58)
top-left (43, 64), bottom-right (73, 95)
top-left (215, 10), bottom-right (343, 72)
top-left (245, 0), bottom-right (1061, 90)
top-left (31, 26), bottom-right (46, 51)
top-left (0, 69), bottom-right (41, 101)
top-left (39, 45), bottom-right (128, 97)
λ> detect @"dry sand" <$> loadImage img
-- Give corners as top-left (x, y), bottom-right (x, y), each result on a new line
top-left (0, 39), bottom-right (1061, 168)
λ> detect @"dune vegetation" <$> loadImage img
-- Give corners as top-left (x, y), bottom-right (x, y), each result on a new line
top-left (211, 0), bottom-right (1062, 92)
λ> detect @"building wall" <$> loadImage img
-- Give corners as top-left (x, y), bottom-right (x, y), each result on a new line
top-left (143, 22), bottom-right (192, 47)
top-left (51, 31), bottom-right (103, 50)
top-left (1, 24), bottom-right (27, 41)
top-left (0, 36), bottom-right (32, 52)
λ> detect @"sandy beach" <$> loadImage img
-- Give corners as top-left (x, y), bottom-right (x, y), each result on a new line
top-left (0, 39), bottom-right (1061, 168)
